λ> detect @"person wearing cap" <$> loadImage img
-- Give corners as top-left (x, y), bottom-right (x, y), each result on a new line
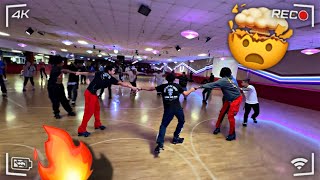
top-left (195, 67), bottom-right (242, 141)
top-left (241, 79), bottom-right (259, 127)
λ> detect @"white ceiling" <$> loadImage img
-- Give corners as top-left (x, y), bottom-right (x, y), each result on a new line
top-left (0, 0), bottom-right (319, 63)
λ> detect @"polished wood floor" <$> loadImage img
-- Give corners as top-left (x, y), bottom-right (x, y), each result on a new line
top-left (0, 74), bottom-right (319, 180)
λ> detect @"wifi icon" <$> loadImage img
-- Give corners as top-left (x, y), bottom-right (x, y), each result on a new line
top-left (291, 158), bottom-right (308, 170)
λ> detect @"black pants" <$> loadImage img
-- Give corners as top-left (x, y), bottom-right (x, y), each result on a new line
top-left (23, 77), bottom-right (34, 87)
top-left (3, 71), bottom-right (6, 79)
top-left (202, 88), bottom-right (212, 101)
top-left (0, 75), bottom-right (7, 93)
top-left (40, 68), bottom-right (47, 79)
top-left (48, 84), bottom-right (73, 115)
top-left (67, 84), bottom-right (78, 102)
top-left (80, 75), bottom-right (86, 84)
top-left (157, 108), bottom-right (185, 145)
top-left (99, 85), bottom-right (112, 98)
top-left (243, 103), bottom-right (260, 123)
top-left (130, 81), bottom-right (136, 87)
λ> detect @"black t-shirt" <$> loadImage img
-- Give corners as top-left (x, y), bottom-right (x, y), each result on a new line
top-left (209, 75), bottom-right (215, 82)
top-left (179, 76), bottom-right (188, 87)
top-left (48, 66), bottom-right (62, 86)
top-left (67, 65), bottom-right (80, 83)
top-left (87, 72), bottom-right (119, 94)
top-left (156, 83), bottom-right (184, 109)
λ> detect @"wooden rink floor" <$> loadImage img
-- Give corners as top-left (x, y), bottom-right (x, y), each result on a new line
top-left (0, 74), bottom-right (319, 180)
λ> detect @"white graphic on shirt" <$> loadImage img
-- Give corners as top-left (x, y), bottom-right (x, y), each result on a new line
top-left (164, 85), bottom-right (179, 101)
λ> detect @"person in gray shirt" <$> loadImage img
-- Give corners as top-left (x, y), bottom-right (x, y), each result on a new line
top-left (195, 67), bottom-right (243, 141)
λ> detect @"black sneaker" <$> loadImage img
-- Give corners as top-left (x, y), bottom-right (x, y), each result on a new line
top-left (95, 125), bottom-right (106, 130)
top-left (68, 112), bottom-right (76, 116)
top-left (154, 144), bottom-right (164, 154)
top-left (54, 114), bottom-right (61, 119)
top-left (252, 117), bottom-right (258, 123)
top-left (71, 101), bottom-right (76, 106)
top-left (172, 137), bottom-right (184, 144)
top-left (226, 133), bottom-right (236, 141)
top-left (2, 93), bottom-right (7, 97)
top-left (213, 128), bottom-right (221, 135)
top-left (78, 131), bottom-right (91, 137)
top-left (242, 123), bottom-right (247, 127)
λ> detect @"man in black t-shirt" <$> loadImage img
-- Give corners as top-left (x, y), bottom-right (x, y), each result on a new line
top-left (141, 73), bottom-right (195, 154)
top-left (47, 56), bottom-right (76, 119)
top-left (67, 62), bottom-right (81, 105)
top-left (76, 66), bottom-right (139, 137)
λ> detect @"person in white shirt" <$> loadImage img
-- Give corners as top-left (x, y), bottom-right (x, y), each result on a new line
top-left (124, 69), bottom-right (137, 94)
top-left (23, 61), bottom-right (36, 91)
top-left (241, 79), bottom-right (259, 127)
top-left (154, 70), bottom-right (165, 96)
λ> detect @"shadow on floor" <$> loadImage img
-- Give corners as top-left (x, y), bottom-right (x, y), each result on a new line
top-left (73, 139), bottom-right (113, 180)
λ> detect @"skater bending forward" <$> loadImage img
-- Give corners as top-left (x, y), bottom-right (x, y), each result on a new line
top-left (76, 66), bottom-right (139, 137)
top-left (141, 73), bottom-right (196, 154)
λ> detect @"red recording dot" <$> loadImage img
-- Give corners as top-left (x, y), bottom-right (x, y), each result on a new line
top-left (298, 10), bottom-right (308, 21)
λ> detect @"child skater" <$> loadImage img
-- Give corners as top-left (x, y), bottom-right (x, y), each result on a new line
top-left (140, 73), bottom-right (196, 154)
top-left (241, 79), bottom-right (259, 127)
top-left (47, 56), bottom-right (76, 119)
top-left (76, 66), bottom-right (139, 137)
top-left (195, 67), bottom-right (242, 141)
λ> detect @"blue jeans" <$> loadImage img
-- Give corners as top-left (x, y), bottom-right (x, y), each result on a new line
top-left (156, 108), bottom-right (185, 144)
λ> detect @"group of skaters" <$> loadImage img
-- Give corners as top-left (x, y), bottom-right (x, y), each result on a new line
top-left (1, 55), bottom-right (260, 155)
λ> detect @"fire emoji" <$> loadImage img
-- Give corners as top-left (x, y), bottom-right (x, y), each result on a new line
top-left (34, 126), bottom-right (93, 180)
top-left (228, 5), bottom-right (293, 70)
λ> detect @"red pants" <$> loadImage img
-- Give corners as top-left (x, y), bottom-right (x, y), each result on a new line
top-left (78, 90), bottom-right (102, 133)
top-left (216, 96), bottom-right (243, 135)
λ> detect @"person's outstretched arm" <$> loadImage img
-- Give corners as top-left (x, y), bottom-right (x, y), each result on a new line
top-left (75, 71), bottom-right (95, 76)
top-left (118, 81), bottom-right (139, 91)
top-left (140, 87), bottom-right (156, 91)
top-left (182, 87), bottom-right (196, 96)
top-left (195, 79), bottom-right (224, 90)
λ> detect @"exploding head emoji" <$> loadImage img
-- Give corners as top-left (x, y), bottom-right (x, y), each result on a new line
top-left (228, 5), bottom-right (293, 70)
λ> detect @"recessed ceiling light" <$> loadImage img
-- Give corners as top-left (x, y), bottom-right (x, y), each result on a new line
top-left (198, 53), bottom-right (207, 56)
top-left (168, 59), bottom-right (172, 61)
top-left (101, 52), bottom-right (106, 55)
top-left (136, 56), bottom-right (141, 58)
top-left (62, 40), bottom-right (73, 46)
top-left (174, 61), bottom-right (177, 64)
top-left (145, 48), bottom-right (153, 51)
top-left (80, 56), bottom-right (84, 59)
top-left (87, 50), bottom-right (93, 54)
top-left (152, 50), bottom-right (159, 54)
top-left (114, 49), bottom-right (118, 54)
top-left (18, 43), bottom-right (27, 47)
top-left (0, 32), bottom-right (10, 36)
top-left (78, 40), bottom-right (88, 44)
top-left (190, 60), bottom-right (194, 62)
top-left (97, 54), bottom-right (102, 57)
top-left (220, 57), bottom-right (225, 60)
top-left (61, 49), bottom-right (68, 52)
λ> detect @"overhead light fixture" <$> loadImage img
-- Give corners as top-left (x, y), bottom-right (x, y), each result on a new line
top-left (87, 50), bottom-right (93, 54)
top-left (62, 40), bottom-right (73, 46)
top-left (205, 37), bottom-right (212, 43)
top-left (25, 27), bottom-right (34, 35)
top-left (0, 32), bottom-right (10, 36)
top-left (190, 60), bottom-right (194, 62)
top-left (145, 48), bottom-right (153, 51)
top-left (220, 57), bottom-right (225, 60)
top-left (136, 56), bottom-right (141, 59)
top-left (44, 55), bottom-right (50, 58)
top-left (301, 48), bottom-right (320, 55)
top-left (61, 49), bottom-right (68, 52)
top-left (97, 54), bottom-right (102, 57)
top-left (18, 43), bottom-right (27, 47)
top-left (80, 56), bottom-right (84, 59)
top-left (168, 59), bottom-right (172, 61)
top-left (181, 30), bottom-right (199, 39)
top-left (174, 61), bottom-right (177, 64)
top-left (78, 40), bottom-right (88, 44)
top-left (198, 53), bottom-right (207, 57)
top-left (101, 52), bottom-right (106, 55)
top-left (138, 4), bottom-right (151, 16)
top-left (12, 50), bottom-right (23, 53)
top-left (38, 31), bottom-right (45, 36)
top-left (143, 56), bottom-right (148, 59)
top-left (175, 45), bottom-right (181, 51)
top-left (152, 50), bottom-right (159, 54)
top-left (114, 49), bottom-right (118, 54)
top-left (104, 57), bottom-right (109, 60)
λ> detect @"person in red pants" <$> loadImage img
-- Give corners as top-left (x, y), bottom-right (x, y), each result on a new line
top-left (195, 67), bottom-right (242, 141)
top-left (76, 66), bottom-right (139, 137)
